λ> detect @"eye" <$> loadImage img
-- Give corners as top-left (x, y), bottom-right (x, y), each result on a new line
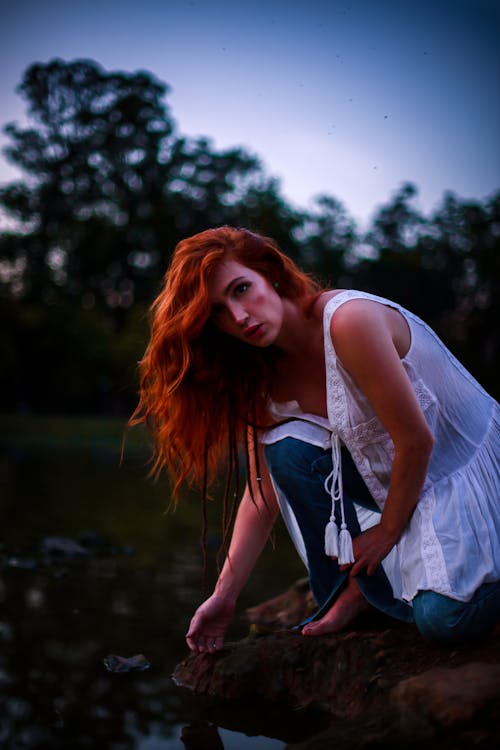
top-left (233, 282), bottom-right (250, 297)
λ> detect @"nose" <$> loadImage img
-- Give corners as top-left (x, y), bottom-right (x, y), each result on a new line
top-left (227, 300), bottom-right (248, 325)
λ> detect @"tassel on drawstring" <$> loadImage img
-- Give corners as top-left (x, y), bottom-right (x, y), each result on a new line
top-left (324, 517), bottom-right (339, 557)
top-left (338, 522), bottom-right (354, 565)
top-left (324, 435), bottom-right (354, 565)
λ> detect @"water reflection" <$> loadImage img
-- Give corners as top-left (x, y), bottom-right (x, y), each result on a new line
top-left (0, 419), bottom-right (306, 749)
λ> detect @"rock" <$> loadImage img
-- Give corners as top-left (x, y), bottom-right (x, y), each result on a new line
top-left (244, 577), bottom-right (315, 630)
top-left (392, 662), bottom-right (500, 727)
top-left (5, 556), bottom-right (38, 569)
top-left (103, 653), bottom-right (151, 673)
top-left (40, 536), bottom-right (90, 557)
top-left (174, 628), bottom-right (395, 715)
top-left (180, 724), bottom-right (224, 750)
top-left (173, 579), bottom-right (500, 749)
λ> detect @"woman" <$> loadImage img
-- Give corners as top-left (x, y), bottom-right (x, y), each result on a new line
top-left (132, 226), bottom-right (500, 651)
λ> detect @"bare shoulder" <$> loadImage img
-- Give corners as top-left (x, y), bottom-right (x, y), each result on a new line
top-left (310, 289), bottom-right (347, 321)
top-left (331, 297), bottom-right (386, 331)
top-left (331, 298), bottom-right (410, 360)
top-left (311, 290), bottom-right (387, 323)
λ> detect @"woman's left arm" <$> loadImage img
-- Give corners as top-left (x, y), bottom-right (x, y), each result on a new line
top-left (331, 300), bottom-right (434, 576)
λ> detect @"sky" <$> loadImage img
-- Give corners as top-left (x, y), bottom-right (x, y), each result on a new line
top-left (1, 0), bottom-right (499, 228)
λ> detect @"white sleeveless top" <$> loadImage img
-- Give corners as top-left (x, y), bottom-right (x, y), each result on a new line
top-left (261, 290), bottom-right (500, 603)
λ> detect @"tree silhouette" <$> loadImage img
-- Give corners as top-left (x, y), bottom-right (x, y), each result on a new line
top-left (295, 194), bottom-right (357, 284)
top-left (350, 183), bottom-right (499, 395)
top-left (422, 190), bottom-right (500, 394)
top-left (0, 59), bottom-right (266, 318)
top-left (351, 183), bottom-right (451, 319)
top-left (1, 60), bottom-right (173, 309)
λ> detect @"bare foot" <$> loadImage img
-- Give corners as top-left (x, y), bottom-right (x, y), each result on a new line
top-left (302, 577), bottom-right (370, 636)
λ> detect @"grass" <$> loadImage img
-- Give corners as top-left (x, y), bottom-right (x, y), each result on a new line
top-left (0, 413), bottom-right (150, 452)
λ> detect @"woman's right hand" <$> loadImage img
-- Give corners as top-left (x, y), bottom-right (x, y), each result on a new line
top-left (185, 458), bottom-right (278, 655)
top-left (185, 594), bottom-right (236, 653)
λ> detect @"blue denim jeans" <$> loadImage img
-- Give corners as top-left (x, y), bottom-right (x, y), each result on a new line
top-left (412, 581), bottom-right (500, 643)
top-left (264, 437), bottom-right (500, 642)
top-left (264, 438), bottom-right (413, 626)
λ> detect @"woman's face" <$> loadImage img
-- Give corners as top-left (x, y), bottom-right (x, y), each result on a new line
top-left (207, 259), bottom-right (284, 346)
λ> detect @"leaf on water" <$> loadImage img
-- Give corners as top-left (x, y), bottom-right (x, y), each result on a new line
top-left (103, 654), bottom-right (151, 673)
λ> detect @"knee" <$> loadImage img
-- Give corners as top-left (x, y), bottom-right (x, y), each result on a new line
top-left (412, 590), bottom-right (475, 644)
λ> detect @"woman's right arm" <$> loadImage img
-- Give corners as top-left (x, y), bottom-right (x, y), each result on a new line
top-left (186, 442), bottom-right (279, 653)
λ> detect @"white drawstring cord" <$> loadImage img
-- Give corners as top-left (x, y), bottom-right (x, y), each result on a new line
top-left (324, 436), bottom-right (354, 565)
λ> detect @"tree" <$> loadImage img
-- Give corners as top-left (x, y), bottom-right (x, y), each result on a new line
top-left (350, 183), bottom-right (500, 396)
top-left (0, 59), bottom-right (174, 309)
top-left (293, 194), bottom-right (357, 285)
top-left (351, 183), bottom-right (453, 320)
top-left (0, 59), bottom-right (266, 318)
top-left (421, 190), bottom-right (500, 394)
top-left (0, 59), bottom-right (311, 411)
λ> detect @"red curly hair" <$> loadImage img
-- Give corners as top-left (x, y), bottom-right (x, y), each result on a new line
top-left (131, 226), bottom-right (322, 502)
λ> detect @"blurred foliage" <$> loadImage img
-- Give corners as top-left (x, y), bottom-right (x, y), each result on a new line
top-left (0, 59), bottom-right (498, 413)
top-left (352, 184), bottom-right (500, 396)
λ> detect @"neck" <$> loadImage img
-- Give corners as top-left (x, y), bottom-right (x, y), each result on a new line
top-left (274, 299), bottom-right (320, 356)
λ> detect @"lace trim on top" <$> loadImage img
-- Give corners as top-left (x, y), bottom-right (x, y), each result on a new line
top-left (322, 290), bottom-right (451, 597)
top-left (321, 294), bottom-right (355, 563)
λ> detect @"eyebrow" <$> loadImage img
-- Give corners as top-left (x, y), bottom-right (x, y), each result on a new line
top-left (223, 275), bottom-right (246, 296)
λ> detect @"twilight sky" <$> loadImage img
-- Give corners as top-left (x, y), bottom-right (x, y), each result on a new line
top-left (1, 0), bottom-right (499, 227)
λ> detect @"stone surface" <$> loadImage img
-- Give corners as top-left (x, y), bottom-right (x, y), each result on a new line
top-left (244, 576), bottom-right (315, 630)
top-left (173, 579), bottom-right (500, 749)
top-left (392, 662), bottom-right (500, 727)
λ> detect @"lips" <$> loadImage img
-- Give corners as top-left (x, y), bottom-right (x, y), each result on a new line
top-left (244, 323), bottom-right (263, 339)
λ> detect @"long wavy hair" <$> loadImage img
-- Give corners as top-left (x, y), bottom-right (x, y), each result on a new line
top-left (130, 227), bottom-right (322, 558)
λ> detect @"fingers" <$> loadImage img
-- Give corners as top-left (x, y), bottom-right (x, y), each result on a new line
top-left (186, 631), bottom-right (224, 653)
top-left (340, 558), bottom-right (368, 576)
top-left (349, 560), bottom-right (363, 577)
top-left (205, 636), bottom-right (218, 654)
top-left (213, 635), bottom-right (224, 651)
top-left (186, 634), bottom-right (199, 652)
top-left (349, 556), bottom-right (379, 577)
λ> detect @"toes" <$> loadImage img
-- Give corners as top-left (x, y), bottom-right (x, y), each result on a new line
top-left (302, 623), bottom-right (319, 636)
top-left (302, 617), bottom-right (341, 637)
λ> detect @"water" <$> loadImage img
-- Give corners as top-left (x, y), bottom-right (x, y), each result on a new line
top-left (0, 417), bottom-right (308, 750)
